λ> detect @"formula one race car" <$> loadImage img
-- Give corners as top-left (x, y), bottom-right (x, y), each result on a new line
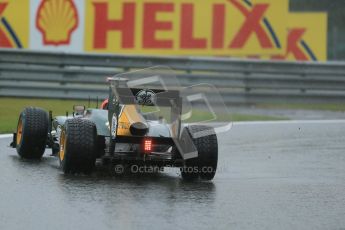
top-left (10, 73), bottom-right (218, 181)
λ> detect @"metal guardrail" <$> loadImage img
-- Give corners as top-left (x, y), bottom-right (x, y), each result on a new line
top-left (1, 48), bottom-right (345, 104)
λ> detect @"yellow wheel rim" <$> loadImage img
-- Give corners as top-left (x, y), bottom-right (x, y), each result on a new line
top-left (16, 119), bottom-right (23, 146)
top-left (59, 131), bottom-right (66, 161)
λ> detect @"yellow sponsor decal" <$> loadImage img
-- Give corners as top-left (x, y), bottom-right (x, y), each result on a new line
top-left (85, 0), bottom-right (288, 56)
top-left (0, 0), bottom-right (29, 48)
top-left (117, 105), bottom-right (147, 136)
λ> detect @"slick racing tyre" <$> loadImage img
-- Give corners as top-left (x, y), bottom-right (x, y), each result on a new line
top-left (180, 125), bottom-right (218, 181)
top-left (16, 107), bottom-right (49, 159)
top-left (59, 119), bottom-right (97, 174)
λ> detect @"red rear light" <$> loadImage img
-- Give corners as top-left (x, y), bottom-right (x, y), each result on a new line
top-left (144, 139), bottom-right (152, 153)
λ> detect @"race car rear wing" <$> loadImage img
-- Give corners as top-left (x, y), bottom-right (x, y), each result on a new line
top-left (107, 77), bottom-right (183, 139)
top-left (115, 87), bottom-right (181, 107)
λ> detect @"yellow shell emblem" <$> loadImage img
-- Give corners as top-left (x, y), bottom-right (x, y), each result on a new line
top-left (36, 0), bottom-right (79, 46)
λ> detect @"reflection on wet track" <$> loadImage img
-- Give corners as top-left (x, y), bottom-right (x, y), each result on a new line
top-left (1, 121), bottom-right (345, 230)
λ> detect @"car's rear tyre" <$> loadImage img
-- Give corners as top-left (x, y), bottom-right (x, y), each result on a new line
top-left (59, 119), bottom-right (97, 174)
top-left (16, 107), bottom-right (48, 159)
top-left (180, 125), bottom-right (218, 181)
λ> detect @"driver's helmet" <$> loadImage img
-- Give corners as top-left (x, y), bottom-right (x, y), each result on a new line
top-left (100, 99), bottom-right (109, 110)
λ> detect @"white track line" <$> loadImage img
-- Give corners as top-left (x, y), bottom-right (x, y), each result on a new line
top-left (0, 134), bottom-right (13, 139)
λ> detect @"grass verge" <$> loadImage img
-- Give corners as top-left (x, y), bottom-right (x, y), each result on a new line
top-left (182, 108), bottom-right (286, 123)
top-left (0, 97), bottom-right (91, 134)
top-left (0, 97), bottom-right (287, 134)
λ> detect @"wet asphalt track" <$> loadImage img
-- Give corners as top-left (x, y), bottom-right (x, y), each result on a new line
top-left (0, 121), bottom-right (345, 230)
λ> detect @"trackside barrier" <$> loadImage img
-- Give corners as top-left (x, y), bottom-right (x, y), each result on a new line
top-left (1, 49), bottom-right (345, 104)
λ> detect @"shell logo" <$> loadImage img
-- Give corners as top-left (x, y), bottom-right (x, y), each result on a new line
top-left (36, 0), bottom-right (79, 46)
